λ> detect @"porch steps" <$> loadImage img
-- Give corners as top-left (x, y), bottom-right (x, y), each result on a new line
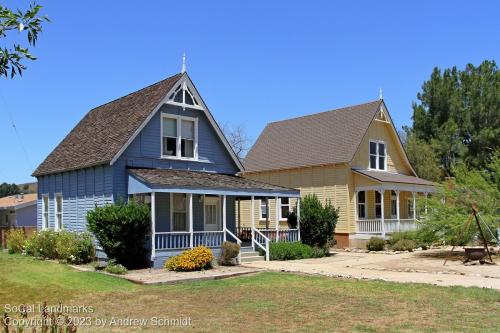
top-left (240, 246), bottom-right (265, 263)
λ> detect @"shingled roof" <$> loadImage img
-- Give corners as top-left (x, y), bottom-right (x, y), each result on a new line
top-left (243, 100), bottom-right (384, 172)
top-left (32, 73), bottom-right (183, 176)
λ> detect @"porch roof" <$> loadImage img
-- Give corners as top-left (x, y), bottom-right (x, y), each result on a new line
top-left (128, 168), bottom-right (300, 197)
top-left (352, 169), bottom-right (435, 193)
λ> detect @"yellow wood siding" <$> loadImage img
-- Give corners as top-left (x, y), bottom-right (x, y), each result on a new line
top-left (351, 120), bottom-right (413, 175)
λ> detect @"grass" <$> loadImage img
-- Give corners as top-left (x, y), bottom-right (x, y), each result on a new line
top-left (1, 252), bottom-right (499, 332)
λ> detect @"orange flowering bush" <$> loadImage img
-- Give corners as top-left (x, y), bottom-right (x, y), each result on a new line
top-left (165, 246), bottom-right (214, 271)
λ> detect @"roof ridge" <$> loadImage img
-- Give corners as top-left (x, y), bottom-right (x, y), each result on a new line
top-left (87, 72), bottom-right (182, 112)
top-left (268, 99), bottom-right (382, 125)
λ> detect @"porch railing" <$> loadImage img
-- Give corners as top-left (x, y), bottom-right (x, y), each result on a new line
top-left (356, 218), bottom-right (418, 234)
top-left (225, 228), bottom-right (242, 264)
top-left (155, 232), bottom-right (190, 250)
top-left (193, 231), bottom-right (224, 248)
top-left (252, 227), bottom-right (270, 261)
top-left (237, 227), bottom-right (299, 242)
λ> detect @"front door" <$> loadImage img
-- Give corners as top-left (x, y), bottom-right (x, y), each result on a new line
top-left (204, 196), bottom-right (221, 231)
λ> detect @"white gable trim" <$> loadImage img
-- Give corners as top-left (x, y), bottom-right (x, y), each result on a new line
top-left (110, 73), bottom-right (244, 171)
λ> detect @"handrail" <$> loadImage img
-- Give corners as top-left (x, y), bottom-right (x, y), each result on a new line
top-left (252, 227), bottom-right (270, 261)
top-left (225, 228), bottom-right (242, 264)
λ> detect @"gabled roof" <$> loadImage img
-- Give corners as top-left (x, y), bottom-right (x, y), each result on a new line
top-left (0, 193), bottom-right (37, 209)
top-left (33, 73), bottom-right (182, 176)
top-left (352, 169), bottom-right (434, 186)
top-left (244, 100), bottom-right (384, 172)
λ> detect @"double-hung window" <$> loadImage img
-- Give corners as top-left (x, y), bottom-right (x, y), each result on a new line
top-left (171, 193), bottom-right (187, 231)
top-left (369, 140), bottom-right (386, 170)
top-left (375, 191), bottom-right (382, 218)
top-left (162, 115), bottom-right (197, 159)
top-left (55, 194), bottom-right (63, 230)
top-left (42, 195), bottom-right (49, 229)
top-left (408, 199), bottom-right (414, 218)
top-left (259, 200), bottom-right (268, 220)
top-left (279, 198), bottom-right (290, 220)
top-left (357, 191), bottom-right (366, 219)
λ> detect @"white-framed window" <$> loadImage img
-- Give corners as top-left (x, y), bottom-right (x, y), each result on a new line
top-left (375, 191), bottom-right (382, 218)
top-left (171, 193), bottom-right (188, 231)
top-left (357, 191), bottom-right (367, 219)
top-left (369, 140), bottom-right (386, 171)
top-left (259, 200), bottom-right (268, 220)
top-left (161, 114), bottom-right (198, 160)
top-left (42, 195), bottom-right (49, 229)
top-left (408, 198), bottom-right (414, 217)
top-left (391, 190), bottom-right (397, 218)
top-left (279, 198), bottom-right (290, 220)
top-left (55, 194), bottom-right (63, 230)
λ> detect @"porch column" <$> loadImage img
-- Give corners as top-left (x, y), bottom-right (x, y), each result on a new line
top-left (251, 196), bottom-right (255, 244)
top-left (412, 192), bottom-right (416, 221)
top-left (379, 189), bottom-right (385, 237)
top-left (188, 193), bottom-right (193, 248)
top-left (151, 191), bottom-right (156, 260)
top-left (297, 197), bottom-right (301, 241)
top-left (424, 192), bottom-right (428, 215)
top-left (396, 190), bottom-right (400, 232)
top-left (275, 196), bottom-right (279, 241)
top-left (222, 195), bottom-right (227, 241)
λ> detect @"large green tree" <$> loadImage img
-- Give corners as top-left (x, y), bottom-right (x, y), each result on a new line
top-left (407, 60), bottom-right (499, 178)
top-left (0, 2), bottom-right (49, 78)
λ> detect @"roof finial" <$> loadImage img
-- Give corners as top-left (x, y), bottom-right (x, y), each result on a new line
top-left (181, 52), bottom-right (186, 73)
top-left (379, 87), bottom-right (383, 100)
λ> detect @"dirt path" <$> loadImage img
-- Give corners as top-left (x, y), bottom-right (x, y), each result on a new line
top-left (243, 249), bottom-right (500, 289)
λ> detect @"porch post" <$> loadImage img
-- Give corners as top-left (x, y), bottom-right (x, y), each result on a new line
top-left (396, 190), bottom-right (400, 232)
top-left (188, 193), bottom-right (193, 248)
top-left (275, 196), bottom-right (279, 241)
top-left (251, 196), bottom-right (255, 244)
top-left (222, 195), bottom-right (227, 241)
top-left (424, 192), bottom-right (428, 215)
top-left (380, 189), bottom-right (385, 237)
top-left (412, 192), bottom-right (416, 221)
top-left (151, 191), bottom-right (156, 260)
top-left (297, 197), bottom-right (301, 241)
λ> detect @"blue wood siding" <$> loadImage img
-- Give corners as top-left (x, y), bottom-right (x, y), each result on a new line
top-left (36, 165), bottom-right (113, 231)
top-left (113, 104), bottom-right (240, 199)
top-left (15, 205), bottom-right (37, 227)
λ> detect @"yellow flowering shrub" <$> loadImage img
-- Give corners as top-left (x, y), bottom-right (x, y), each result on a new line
top-left (165, 246), bottom-right (214, 271)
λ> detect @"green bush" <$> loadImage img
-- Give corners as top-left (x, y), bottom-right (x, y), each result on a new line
top-left (5, 229), bottom-right (26, 254)
top-left (388, 231), bottom-right (416, 246)
top-left (87, 202), bottom-right (150, 269)
top-left (55, 231), bottom-right (95, 264)
top-left (366, 237), bottom-right (385, 251)
top-left (219, 241), bottom-right (240, 265)
top-left (300, 194), bottom-right (338, 249)
top-left (24, 230), bottom-right (59, 259)
top-left (287, 211), bottom-right (298, 229)
top-left (270, 241), bottom-right (326, 260)
top-left (105, 259), bottom-right (128, 275)
top-left (388, 229), bottom-right (437, 250)
top-left (392, 239), bottom-right (417, 252)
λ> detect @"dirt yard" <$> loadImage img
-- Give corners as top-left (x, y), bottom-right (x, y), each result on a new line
top-left (243, 247), bottom-right (500, 289)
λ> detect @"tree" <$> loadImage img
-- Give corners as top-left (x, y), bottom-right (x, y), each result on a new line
top-left (0, 182), bottom-right (21, 197)
top-left (299, 194), bottom-right (338, 249)
top-left (403, 130), bottom-right (442, 182)
top-left (407, 60), bottom-right (499, 178)
top-left (1, 2), bottom-right (49, 78)
top-left (222, 123), bottom-right (251, 159)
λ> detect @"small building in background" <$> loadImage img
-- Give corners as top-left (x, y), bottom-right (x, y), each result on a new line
top-left (0, 193), bottom-right (37, 228)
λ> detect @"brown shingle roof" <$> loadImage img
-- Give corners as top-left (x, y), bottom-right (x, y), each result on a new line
top-left (32, 73), bottom-right (183, 176)
top-left (0, 194), bottom-right (37, 209)
top-left (243, 100), bottom-right (383, 172)
top-left (130, 168), bottom-right (299, 195)
top-left (353, 169), bottom-right (435, 186)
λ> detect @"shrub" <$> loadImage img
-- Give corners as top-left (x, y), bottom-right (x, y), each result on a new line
top-left (24, 230), bottom-right (59, 259)
top-left (392, 239), bottom-right (417, 252)
top-left (87, 202), bottom-right (150, 269)
top-left (388, 231), bottom-right (416, 246)
top-left (219, 241), bottom-right (240, 265)
top-left (165, 246), bottom-right (214, 271)
top-left (366, 237), bottom-right (385, 251)
top-left (55, 231), bottom-right (95, 264)
top-left (287, 211), bottom-right (298, 229)
top-left (105, 259), bottom-right (128, 274)
top-left (388, 229), bottom-right (437, 250)
top-left (300, 194), bottom-right (339, 249)
top-left (5, 229), bottom-right (26, 254)
top-left (270, 241), bottom-right (326, 260)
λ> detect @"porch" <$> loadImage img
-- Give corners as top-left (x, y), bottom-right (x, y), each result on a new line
top-left (353, 169), bottom-right (435, 238)
top-left (128, 168), bottom-right (301, 266)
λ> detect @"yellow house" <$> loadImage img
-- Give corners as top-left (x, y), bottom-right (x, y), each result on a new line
top-left (239, 100), bottom-right (435, 248)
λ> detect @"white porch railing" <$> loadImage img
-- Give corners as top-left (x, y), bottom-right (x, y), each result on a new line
top-left (356, 219), bottom-right (418, 234)
top-left (246, 228), bottom-right (300, 242)
top-left (252, 227), bottom-right (270, 261)
top-left (225, 228), bottom-right (242, 264)
top-left (155, 232), bottom-right (190, 250)
top-left (193, 231), bottom-right (224, 247)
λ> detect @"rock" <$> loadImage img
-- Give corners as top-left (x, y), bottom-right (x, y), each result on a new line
top-left (344, 248), bottom-right (351, 252)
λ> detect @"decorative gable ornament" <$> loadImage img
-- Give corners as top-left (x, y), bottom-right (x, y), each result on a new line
top-left (166, 78), bottom-right (203, 110)
top-left (376, 105), bottom-right (389, 123)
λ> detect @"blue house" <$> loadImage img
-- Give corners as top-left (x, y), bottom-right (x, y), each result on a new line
top-left (33, 70), bottom-right (300, 267)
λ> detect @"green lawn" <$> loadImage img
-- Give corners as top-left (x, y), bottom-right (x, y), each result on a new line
top-left (1, 252), bottom-right (499, 333)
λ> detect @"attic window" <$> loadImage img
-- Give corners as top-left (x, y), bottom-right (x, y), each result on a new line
top-left (168, 84), bottom-right (199, 106)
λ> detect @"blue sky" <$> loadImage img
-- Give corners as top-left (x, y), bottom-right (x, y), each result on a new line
top-left (0, 0), bottom-right (498, 183)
